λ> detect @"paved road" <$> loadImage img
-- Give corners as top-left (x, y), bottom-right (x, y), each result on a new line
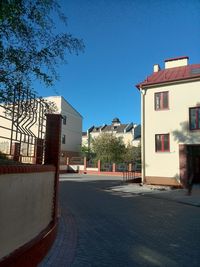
top-left (41, 175), bottom-right (200, 267)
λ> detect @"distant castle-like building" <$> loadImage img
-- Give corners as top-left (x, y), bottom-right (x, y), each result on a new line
top-left (82, 118), bottom-right (141, 149)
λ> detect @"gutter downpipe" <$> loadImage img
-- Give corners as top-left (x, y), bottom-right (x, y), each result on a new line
top-left (140, 86), bottom-right (146, 184)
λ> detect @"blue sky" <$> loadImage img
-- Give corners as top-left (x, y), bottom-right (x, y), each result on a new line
top-left (38, 0), bottom-right (200, 131)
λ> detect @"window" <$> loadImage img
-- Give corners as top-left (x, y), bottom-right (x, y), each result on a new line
top-left (155, 134), bottom-right (170, 152)
top-left (63, 115), bottom-right (67, 125)
top-left (155, 91), bottom-right (169, 110)
top-left (189, 107), bottom-right (200, 130)
top-left (62, 134), bottom-right (66, 144)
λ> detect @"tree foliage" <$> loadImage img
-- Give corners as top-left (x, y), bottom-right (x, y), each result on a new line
top-left (122, 143), bottom-right (141, 163)
top-left (81, 145), bottom-right (90, 158)
top-left (0, 0), bottom-right (84, 101)
top-left (91, 133), bottom-right (126, 163)
top-left (91, 133), bottom-right (141, 164)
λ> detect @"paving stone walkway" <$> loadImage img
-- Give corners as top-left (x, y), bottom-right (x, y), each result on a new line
top-left (39, 209), bottom-right (77, 267)
top-left (40, 174), bottom-right (200, 267)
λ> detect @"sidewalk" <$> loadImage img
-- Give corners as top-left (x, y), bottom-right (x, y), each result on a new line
top-left (60, 174), bottom-right (200, 207)
top-left (107, 183), bottom-right (200, 207)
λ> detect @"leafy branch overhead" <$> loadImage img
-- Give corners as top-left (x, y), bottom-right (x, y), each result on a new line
top-left (0, 0), bottom-right (84, 100)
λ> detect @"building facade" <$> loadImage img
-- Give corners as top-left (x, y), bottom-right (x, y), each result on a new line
top-left (0, 95), bottom-right (82, 163)
top-left (137, 56), bottom-right (200, 186)
top-left (82, 118), bottom-right (141, 150)
top-left (45, 96), bottom-right (83, 160)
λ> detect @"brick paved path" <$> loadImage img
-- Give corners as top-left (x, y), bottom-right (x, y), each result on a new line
top-left (40, 175), bottom-right (200, 267)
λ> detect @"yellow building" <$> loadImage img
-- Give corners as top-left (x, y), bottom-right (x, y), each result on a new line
top-left (137, 56), bottom-right (200, 186)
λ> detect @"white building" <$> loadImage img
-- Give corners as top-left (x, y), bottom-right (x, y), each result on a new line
top-left (136, 56), bottom-right (200, 186)
top-left (82, 118), bottom-right (141, 149)
top-left (0, 95), bottom-right (82, 163)
top-left (46, 96), bottom-right (82, 159)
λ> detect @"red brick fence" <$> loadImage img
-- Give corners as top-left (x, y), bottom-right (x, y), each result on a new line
top-left (62, 157), bottom-right (141, 178)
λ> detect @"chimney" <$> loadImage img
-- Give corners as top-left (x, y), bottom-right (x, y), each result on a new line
top-left (165, 56), bottom-right (189, 69)
top-left (153, 64), bottom-right (160, 72)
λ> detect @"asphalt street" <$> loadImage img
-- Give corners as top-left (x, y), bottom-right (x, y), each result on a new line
top-left (40, 175), bottom-right (200, 267)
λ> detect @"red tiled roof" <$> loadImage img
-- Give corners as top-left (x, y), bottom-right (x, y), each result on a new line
top-left (136, 63), bottom-right (200, 89)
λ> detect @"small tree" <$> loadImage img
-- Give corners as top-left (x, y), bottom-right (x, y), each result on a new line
top-left (92, 133), bottom-right (126, 163)
top-left (132, 144), bottom-right (141, 164)
top-left (123, 143), bottom-right (141, 163)
top-left (81, 145), bottom-right (90, 158)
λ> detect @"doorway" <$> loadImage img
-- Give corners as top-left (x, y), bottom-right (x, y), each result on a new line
top-left (187, 145), bottom-right (200, 184)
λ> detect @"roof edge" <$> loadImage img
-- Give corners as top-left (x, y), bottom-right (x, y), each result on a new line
top-left (136, 75), bottom-right (200, 90)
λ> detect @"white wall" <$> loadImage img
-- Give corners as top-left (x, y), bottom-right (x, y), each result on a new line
top-left (61, 97), bottom-right (82, 153)
top-left (165, 58), bottom-right (188, 69)
top-left (82, 135), bottom-right (88, 147)
top-left (89, 131), bottom-right (134, 147)
top-left (144, 80), bottom-right (200, 179)
top-left (0, 171), bottom-right (55, 259)
top-left (46, 96), bottom-right (82, 153)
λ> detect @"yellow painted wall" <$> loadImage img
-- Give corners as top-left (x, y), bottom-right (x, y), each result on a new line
top-left (144, 80), bottom-right (200, 179)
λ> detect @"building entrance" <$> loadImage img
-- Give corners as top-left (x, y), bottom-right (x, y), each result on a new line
top-left (187, 145), bottom-right (200, 184)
